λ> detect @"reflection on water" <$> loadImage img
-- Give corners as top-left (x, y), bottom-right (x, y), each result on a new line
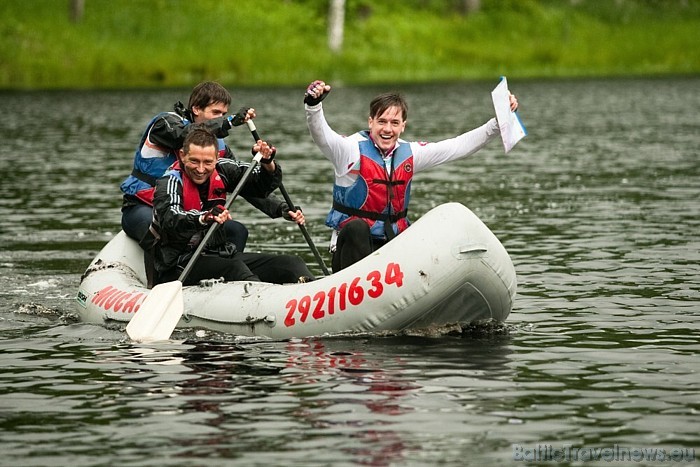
top-left (0, 78), bottom-right (699, 464)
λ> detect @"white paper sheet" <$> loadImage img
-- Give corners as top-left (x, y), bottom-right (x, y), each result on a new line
top-left (491, 76), bottom-right (527, 153)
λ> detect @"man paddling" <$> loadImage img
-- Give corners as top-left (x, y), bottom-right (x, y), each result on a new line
top-left (303, 79), bottom-right (519, 272)
top-left (120, 81), bottom-right (305, 251)
top-left (140, 125), bottom-right (314, 285)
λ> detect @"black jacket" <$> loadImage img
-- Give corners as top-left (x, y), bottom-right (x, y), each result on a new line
top-left (144, 158), bottom-right (282, 274)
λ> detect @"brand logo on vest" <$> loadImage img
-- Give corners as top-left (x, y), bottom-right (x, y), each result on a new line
top-left (403, 162), bottom-right (413, 173)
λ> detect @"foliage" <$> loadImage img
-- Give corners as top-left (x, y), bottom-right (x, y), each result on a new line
top-left (0, 0), bottom-right (698, 89)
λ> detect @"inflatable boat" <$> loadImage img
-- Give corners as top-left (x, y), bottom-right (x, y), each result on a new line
top-left (75, 202), bottom-right (516, 339)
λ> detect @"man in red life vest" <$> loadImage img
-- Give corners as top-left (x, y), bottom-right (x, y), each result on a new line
top-left (141, 125), bottom-right (313, 285)
top-left (303, 79), bottom-right (518, 272)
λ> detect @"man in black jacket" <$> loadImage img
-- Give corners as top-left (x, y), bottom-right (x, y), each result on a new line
top-left (142, 125), bottom-right (313, 286)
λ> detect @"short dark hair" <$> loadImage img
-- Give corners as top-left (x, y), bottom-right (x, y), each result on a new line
top-left (369, 92), bottom-right (408, 121)
top-left (187, 81), bottom-right (232, 111)
top-left (182, 124), bottom-right (217, 154)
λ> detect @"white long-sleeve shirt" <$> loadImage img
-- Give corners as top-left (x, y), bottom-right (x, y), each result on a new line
top-left (305, 103), bottom-right (501, 188)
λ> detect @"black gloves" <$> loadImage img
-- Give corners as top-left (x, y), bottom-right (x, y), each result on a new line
top-left (303, 80), bottom-right (330, 106)
top-left (201, 205), bottom-right (225, 225)
top-left (213, 106), bottom-right (250, 138)
top-left (261, 147), bottom-right (276, 165)
top-left (229, 107), bottom-right (251, 127)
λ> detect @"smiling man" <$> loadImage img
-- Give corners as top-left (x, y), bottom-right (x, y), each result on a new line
top-left (303, 79), bottom-right (519, 272)
top-left (142, 125), bottom-right (314, 286)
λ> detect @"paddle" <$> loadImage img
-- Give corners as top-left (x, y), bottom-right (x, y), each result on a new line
top-left (126, 151), bottom-right (264, 342)
top-left (246, 120), bottom-right (330, 276)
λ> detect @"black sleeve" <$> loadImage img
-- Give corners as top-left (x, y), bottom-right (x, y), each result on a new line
top-left (217, 159), bottom-right (282, 199)
top-left (244, 193), bottom-right (289, 219)
top-left (149, 115), bottom-right (231, 150)
top-left (219, 144), bottom-right (287, 218)
top-left (148, 113), bottom-right (189, 150)
top-left (152, 175), bottom-right (203, 238)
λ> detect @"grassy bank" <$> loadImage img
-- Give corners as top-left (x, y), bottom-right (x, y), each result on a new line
top-left (1, 0), bottom-right (699, 90)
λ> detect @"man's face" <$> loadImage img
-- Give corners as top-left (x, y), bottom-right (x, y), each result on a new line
top-left (192, 102), bottom-right (229, 123)
top-left (180, 143), bottom-right (217, 185)
top-left (368, 105), bottom-right (406, 155)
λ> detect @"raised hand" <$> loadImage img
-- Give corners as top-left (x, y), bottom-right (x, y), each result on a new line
top-left (229, 107), bottom-right (256, 127)
top-left (304, 80), bottom-right (331, 106)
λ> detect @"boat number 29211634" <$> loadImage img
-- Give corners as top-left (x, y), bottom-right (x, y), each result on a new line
top-left (284, 262), bottom-right (405, 327)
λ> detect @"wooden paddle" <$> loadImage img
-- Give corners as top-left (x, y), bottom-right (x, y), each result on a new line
top-left (246, 120), bottom-right (330, 275)
top-left (126, 151), bottom-right (264, 342)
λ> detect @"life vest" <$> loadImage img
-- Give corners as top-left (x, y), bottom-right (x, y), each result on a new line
top-left (120, 112), bottom-right (227, 206)
top-left (168, 161), bottom-right (227, 211)
top-left (325, 131), bottom-right (413, 240)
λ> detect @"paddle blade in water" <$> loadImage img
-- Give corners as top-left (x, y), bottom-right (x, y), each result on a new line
top-left (126, 281), bottom-right (184, 342)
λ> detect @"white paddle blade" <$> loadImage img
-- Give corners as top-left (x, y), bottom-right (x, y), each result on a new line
top-left (126, 281), bottom-right (184, 342)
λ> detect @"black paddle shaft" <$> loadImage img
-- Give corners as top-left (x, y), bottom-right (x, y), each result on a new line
top-left (247, 121), bottom-right (330, 276)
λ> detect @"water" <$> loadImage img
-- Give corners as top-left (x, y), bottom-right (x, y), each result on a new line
top-left (1, 77), bottom-right (698, 465)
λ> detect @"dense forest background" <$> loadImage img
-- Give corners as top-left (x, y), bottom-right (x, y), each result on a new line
top-left (1, 0), bottom-right (698, 89)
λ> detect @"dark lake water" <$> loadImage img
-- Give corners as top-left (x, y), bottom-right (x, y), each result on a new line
top-left (1, 77), bottom-right (698, 465)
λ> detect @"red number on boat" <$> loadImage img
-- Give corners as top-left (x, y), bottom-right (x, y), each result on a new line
top-left (284, 299), bottom-right (297, 327)
top-left (366, 270), bottom-right (383, 298)
top-left (337, 282), bottom-right (348, 311)
top-left (312, 291), bottom-right (326, 319)
top-left (348, 277), bottom-right (364, 306)
top-left (327, 287), bottom-right (336, 315)
top-left (298, 295), bottom-right (311, 323)
top-left (282, 262), bottom-right (405, 327)
top-left (385, 262), bottom-right (404, 287)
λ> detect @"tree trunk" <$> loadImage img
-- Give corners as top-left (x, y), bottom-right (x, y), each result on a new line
top-left (70, 0), bottom-right (85, 23)
top-left (464, 0), bottom-right (480, 14)
top-left (328, 0), bottom-right (345, 53)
